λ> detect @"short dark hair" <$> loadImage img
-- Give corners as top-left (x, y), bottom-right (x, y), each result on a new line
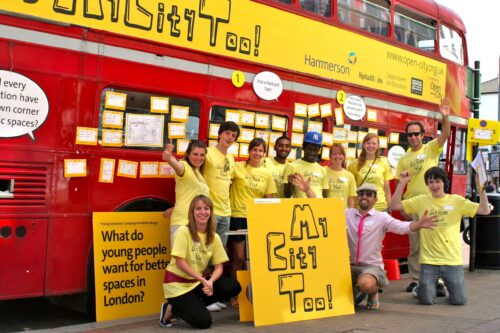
top-left (405, 121), bottom-right (425, 134)
top-left (218, 121), bottom-right (240, 140)
top-left (424, 167), bottom-right (449, 191)
top-left (275, 135), bottom-right (291, 145)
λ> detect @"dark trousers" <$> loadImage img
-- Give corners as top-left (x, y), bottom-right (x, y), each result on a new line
top-left (169, 276), bottom-right (241, 329)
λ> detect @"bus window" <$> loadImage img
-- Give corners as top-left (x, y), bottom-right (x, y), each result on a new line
top-left (338, 0), bottom-right (389, 37)
top-left (453, 128), bottom-right (467, 174)
top-left (394, 6), bottom-right (436, 53)
top-left (210, 105), bottom-right (288, 153)
top-left (276, 0), bottom-right (292, 3)
top-left (439, 24), bottom-right (464, 65)
top-left (300, 0), bottom-right (331, 17)
top-left (99, 88), bottom-right (200, 150)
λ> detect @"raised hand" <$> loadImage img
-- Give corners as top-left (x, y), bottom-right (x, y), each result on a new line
top-left (439, 98), bottom-right (450, 117)
top-left (162, 143), bottom-right (175, 162)
top-left (399, 171), bottom-right (411, 185)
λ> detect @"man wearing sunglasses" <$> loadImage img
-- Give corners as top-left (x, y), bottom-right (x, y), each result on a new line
top-left (345, 183), bottom-right (437, 310)
top-left (395, 99), bottom-right (450, 296)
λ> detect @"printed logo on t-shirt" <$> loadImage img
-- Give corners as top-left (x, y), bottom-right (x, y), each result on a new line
top-left (428, 208), bottom-right (449, 226)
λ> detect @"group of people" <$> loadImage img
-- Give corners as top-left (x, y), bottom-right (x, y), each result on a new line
top-left (158, 99), bottom-right (492, 329)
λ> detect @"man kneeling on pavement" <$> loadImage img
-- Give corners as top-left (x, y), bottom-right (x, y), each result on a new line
top-left (390, 167), bottom-right (491, 305)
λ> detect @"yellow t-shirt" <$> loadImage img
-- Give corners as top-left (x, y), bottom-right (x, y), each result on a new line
top-left (170, 161), bottom-right (209, 227)
top-left (396, 139), bottom-right (442, 199)
top-left (402, 194), bottom-right (479, 265)
top-left (347, 157), bottom-right (394, 211)
top-left (204, 146), bottom-right (234, 217)
top-left (163, 226), bottom-right (228, 298)
top-left (263, 157), bottom-right (288, 198)
top-left (230, 161), bottom-right (277, 218)
top-left (283, 159), bottom-right (329, 198)
top-left (324, 167), bottom-right (357, 208)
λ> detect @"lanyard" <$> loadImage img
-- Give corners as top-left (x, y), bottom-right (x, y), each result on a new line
top-left (355, 214), bottom-right (368, 265)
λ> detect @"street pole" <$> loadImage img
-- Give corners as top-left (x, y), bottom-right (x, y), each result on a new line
top-left (469, 61), bottom-right (481, 272)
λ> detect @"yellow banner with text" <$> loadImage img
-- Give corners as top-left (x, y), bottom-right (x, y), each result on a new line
top-left (0, 0), bottom-right (446, 103)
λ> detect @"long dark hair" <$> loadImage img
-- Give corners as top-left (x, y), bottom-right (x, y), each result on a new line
top-left (187, 195), bottom-right (216, 245)
top-left (184, 140), bottom-right (207, 174)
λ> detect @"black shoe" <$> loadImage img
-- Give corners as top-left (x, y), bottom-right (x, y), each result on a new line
top-left (159, 302), bottom-right (173, 328)
top-left (436, 282), bottom-right (447, 297)
top-left (406, 282), bottom-right (418, 292)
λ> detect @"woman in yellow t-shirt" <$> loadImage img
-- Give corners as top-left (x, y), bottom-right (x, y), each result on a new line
top-left (162, 141), bottom-right (210, 243)
top-left (160, 195), bottom-right (241, 329)
top-left (229, 138), bottom-right (276, 289)
top-left (347, 133), bottom-right (394, 211)
top-left (325, 143), bottom-right (357, 208)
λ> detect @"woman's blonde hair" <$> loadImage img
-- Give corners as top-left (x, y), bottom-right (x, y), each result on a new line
top-left (187, 195), bottom-right (216, 245)
top-left (357, 133), bottom-right (380, 171)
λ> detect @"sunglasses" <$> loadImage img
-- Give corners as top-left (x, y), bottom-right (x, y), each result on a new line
top-left (406, 132), bottom-right (422, 137)
top-left (357, 190), bottom-right (375, 197)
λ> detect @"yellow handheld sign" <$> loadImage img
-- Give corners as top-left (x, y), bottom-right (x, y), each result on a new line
top-left (246, 198), bottom-right (354, 327)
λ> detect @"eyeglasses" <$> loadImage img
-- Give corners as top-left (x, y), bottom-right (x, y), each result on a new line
top-left (357, 190), bottom-right (375, 198)
top-left (406, 132), bottom-right (422, 137)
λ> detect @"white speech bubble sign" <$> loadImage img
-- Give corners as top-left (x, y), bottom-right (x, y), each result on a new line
top-left (343, 95), bottom-right (366, 121)
top-left (388, 145), bottom-right (406, 168)
top-left (0, 70), bottom-right (49, 141)
top-left (252, 71), bottom-right (283, 101)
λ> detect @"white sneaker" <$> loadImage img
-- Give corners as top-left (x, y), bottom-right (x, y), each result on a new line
top-left (215, 302), bottom-right (227, 309)
top-left (206, 303), bottom-right (221, 312)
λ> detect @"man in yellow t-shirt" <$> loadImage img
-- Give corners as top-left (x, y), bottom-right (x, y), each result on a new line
top-left (204, 121), bottom-right (240, 247)
top-left (264, 136), bottom-right (291, 198)
top-left (283, 131), bottom-right (329, 198)
top-left (391, 167), bottom-right (491, 305)
top-left (395, 100), bottom-right (450, 293)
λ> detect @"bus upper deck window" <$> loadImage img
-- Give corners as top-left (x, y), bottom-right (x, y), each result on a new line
top-left (301, 0), bottom-right (331, 17)
top-left (440, 25), bottom-right (464, 65)
top-left (276, 0), bottom-right (292, 3)
top-left (395, 6), bottom-right (436, 53)
top-left (337, 0), bottom-right (389, 36)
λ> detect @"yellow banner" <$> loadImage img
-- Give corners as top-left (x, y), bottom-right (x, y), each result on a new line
top-left (1, 0), bottom-right (446, 103)
top-left (92, 212), bottom-right (170, 322)
top-left (247, 198), bottom-right (354, 326)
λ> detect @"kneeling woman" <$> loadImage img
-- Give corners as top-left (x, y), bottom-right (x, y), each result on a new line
top-left (161, 195), bottom-right (241, 329)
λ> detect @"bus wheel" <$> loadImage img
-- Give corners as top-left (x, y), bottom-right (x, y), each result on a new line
top-left (463, 225), bottom-right (471, 245)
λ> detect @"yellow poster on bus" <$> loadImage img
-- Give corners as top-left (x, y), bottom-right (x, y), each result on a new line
top-left (92, 212), bottom-right (170, 322)
top-left (246, 198), bottom-right (354, 326)
top-left (0, 0), bottom-right (446, 103)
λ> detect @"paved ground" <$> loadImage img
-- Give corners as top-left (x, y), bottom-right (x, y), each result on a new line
top-left (31, 268), bottom-right (500, 333)
top-left (24, 243), bottom-right (500, 333)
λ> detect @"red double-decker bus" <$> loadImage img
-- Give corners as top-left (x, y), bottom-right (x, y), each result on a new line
top-left (0, 0), bottom-right (472, 308)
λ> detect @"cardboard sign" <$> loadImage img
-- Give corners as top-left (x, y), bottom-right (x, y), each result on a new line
top-left (247, 198), bottom-right (354, 326)
top-left (93, 212), bottom-right (170, 322)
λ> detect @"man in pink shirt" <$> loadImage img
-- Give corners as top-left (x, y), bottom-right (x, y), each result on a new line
top-left (346, 183), bottom-right (436, 309)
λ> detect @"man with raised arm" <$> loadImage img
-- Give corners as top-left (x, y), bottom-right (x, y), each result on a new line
top-left (395, 99), bottom-right (451, 296)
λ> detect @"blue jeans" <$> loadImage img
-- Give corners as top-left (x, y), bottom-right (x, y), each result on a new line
top-left (419, 264), bottom-right (466, 305)
top-left (215, 215), bottom-right (230, 247)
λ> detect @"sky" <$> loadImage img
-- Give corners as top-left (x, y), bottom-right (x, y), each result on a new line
top-left (435, 0), bottom-right (500, 82)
